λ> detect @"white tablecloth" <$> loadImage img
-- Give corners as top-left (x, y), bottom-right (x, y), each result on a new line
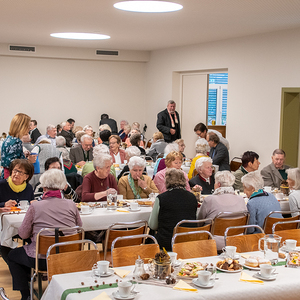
top-left (0, 206), bottom-right (152, 248)
top-left (41, 251), bottom-right (300, 300)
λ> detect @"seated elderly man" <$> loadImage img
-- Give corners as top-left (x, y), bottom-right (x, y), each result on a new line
top-left (233, 151), bottom-right (260, 192)
top-left (118, 156), bottom-right (158, 199)
top-left (70, 134), bottom-right (94, 166)
top-left (83, 125), bottom-right (95, 146)
top-left (130, 133), bottom-right (146, 156)
top-left (146, 131), bottom-right (168, 162)
top-left (261, 149), bottom-right (290, 189)
top-left (56, 136), bottom-right (66, 148)
top-left (57, 121), bottom-right (73, 147)
top-left (198, 171), bottom-right (247, 249)
top-left (35, 124), bottom-right (57, 146)
top-left (242, 170), bottom-right (282, 233)
top-left (207, 132), bottom-right (230, 171)
top-left (189, 157), bottom-right (215, 194)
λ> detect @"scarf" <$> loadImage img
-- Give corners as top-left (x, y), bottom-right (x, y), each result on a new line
top-left (7, 176), bottom-right (27, 193)
top-left (42, 190), bottom-right (63, 199)
top-left (128, 173), bottom-right (142, 199)
top-left (249, 189), bottom-right (267, 199)
top-left (213, 186), bottom-right (235, 195)
top-left (168, 110), bottom-right (178, 128)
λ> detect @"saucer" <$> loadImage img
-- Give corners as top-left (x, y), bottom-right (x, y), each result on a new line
top-left (112, 291), bottom-right (136, 299)
top-left (172, 260), bottom-right (182, 267)
top-left (128, 207), bottom-right (141, 212)
top-left (280, 246), bottom-right (300, 253)
top-left (192, 278), bottom-right (215, 289)
top-left (94, 269), bottom-right (114, 277)
top-left (253, 272), bottom-right (277, 281)
top-left (80, 210), bottom-right (93, 215)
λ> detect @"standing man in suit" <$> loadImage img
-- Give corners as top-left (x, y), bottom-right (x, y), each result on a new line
top-left (261, 149), bottom-right (290, 188)
top-left (29, 120), bottom-right (41, 144)
top-left (70, 134), bottom-right (94, 166)
top-left (156, 100), bottom-right (181, 143)
top-left (99, 114), bottom-right (118, 135)
top-left (207, 132), bottom-right (230, 171)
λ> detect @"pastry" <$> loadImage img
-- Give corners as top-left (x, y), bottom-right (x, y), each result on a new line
top-left (245, 258), bottom-right (259, 268)
top-left (258, 258), bottom-right (271, 265)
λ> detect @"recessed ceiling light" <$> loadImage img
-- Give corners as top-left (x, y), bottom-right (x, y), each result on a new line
top-left (50, 33), bottom-right (110, 40)
top-left (113, 1), bottom-right (183, 13)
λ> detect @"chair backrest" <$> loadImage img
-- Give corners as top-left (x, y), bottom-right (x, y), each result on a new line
top-left (211, 211), bottom-right (249, 236)
top-left (225, 225), bottom-right (264, 252)
top-left (263, 211), bottom-right (300, 234)
top-left (173, 219), bottom-right (213, 243)
top-left (272, 219), bottom-right (300, 234)
top-left (172, 231), bottom-right (217, 259)
top-left (0, 287), bottom-right (9, 300)
top-left (192, 168), bottom-right (198, 177)
top-left (157, 153), bottom-right (164, 159)
top-left (104, 220), bottom-right (147, 259)
top-left (111, 234), bottom-right (159, 267)
top-left (47, 239), bottom-right (99, 282)
top-left (145, 156), bottom-right (153, 162)
top-left (230, 157), bottom-right (242, 172)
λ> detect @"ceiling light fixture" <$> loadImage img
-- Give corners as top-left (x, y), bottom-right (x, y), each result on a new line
top-left (50, 33), bottom-right (110, 40)
top-left (113, 1), bottom-right (183, 13)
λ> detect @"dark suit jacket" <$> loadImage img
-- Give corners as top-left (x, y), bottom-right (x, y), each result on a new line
top-left (99, 118), bottom-right (118, 135)
top-left (70, 145), bottom-right (93, 164)
top-left (189, 175), bottom-right (215, 195)
top-left (209, 142), bottom-right (230, 171)
top-left (156, 109), bottom-right (181, 142)
top-left (261, 163), bottom-right (290, 188)
top-left (29, 128), bottom-right (41, 144)
top-left (58, 130), bottom-right (73, 147)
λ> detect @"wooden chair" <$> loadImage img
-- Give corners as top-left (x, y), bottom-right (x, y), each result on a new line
top-left (102, 220), bottom-right (147, 263)
top-left (211, 211), bottom-right (249, 236)
top-left (30, 226), bottom-right (84, 300)
top-left (192, 168), bottom-right (198, 177)
top-left (0, 287), bottom-right (9, 300)
top-left (111, 234), bottom-right (159, 267)
top-left (156, 153), bottom-right (164, 159)
top-left (172, 231), bottom-right (217, 259)
top-left (224, 225), bottom-right (264, 252)
top-left (230, 157), bottom-right (242, 172)
top-left (46, 239), bottom-right (99, 282)
top-left (272, 220), bottom-right (300, 243)
top-left (172, 219), bottom-right (213, 243)
top-left (263, 211), bottom-right (300, 234)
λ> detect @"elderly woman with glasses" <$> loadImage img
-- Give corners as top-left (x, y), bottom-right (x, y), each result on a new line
top-left (109, 135), bottom-right (126, 165)
top-left (286, 168), bottom-right (300, 216)
top-left (7, 169), bottom-right (82, 300)
top-left (118, 156), bottom-right (158, 199)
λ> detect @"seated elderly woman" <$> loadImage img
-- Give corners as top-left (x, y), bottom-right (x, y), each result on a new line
top-left (109, 135), bottom-right (126, 165)
top-left (146, 131), bottom-right (168, 162)
top-left (189, 157), bottom-right (215, 194)
top-left (83, 125), bottom-right (96, 146)
top-left (174, 139), bottom-right (186, 158)
top-left (56, 135), bottom-right (66, 148)
top-left (287, 168), bottom-right (300, 216)
top-left (198, 170), bottom-right (247, 250)
top-left (82, 153), bottom-right (118, 202)
top-left (188, 138), bottom-right (210, 179)
top-left (7, 169), bottom-right (82, 300)
top-left (242, 170), bottom-right (282, 233)
top-left (130, 133), bottom-right (146, 155)
top-left (154, 151), bottom-right (191, 193)
top-left (118, 156), bottom-right (158, 199)
top-left (125, 129), bottom-right (145, 148)
top-left (149, 168), bottom-right (198, 251)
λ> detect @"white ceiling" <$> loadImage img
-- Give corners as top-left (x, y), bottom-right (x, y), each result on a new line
top-left (1, 0), bottom-right (300, 51)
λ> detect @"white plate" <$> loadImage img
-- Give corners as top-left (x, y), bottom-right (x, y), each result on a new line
top-left (112, 291), bottom-right (136, 300)
top-left (192, 278), bottom-right (215, 289)
top-left (128, 207), bottom-right (141, 212)
top-left (94, 269), bottom-right (114, 277)
top-left (216, 266), bottom-right (242, 273)
top-left (80, 210), bottom-right (93, 215)
top-left (173, 260), bottom-right (182, 267)
top-left (281, 246), bottom-right (300, 253)
top-left (242, 264), bottom-right (260, 271)
top-left (219, 253), bottom-right (241, 260)
top-left (253, 272), bottom-right (277, 281)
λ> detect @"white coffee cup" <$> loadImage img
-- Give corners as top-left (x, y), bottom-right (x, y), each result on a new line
top-left (264, 186), bottom-right (272, 193)
top-left (260, 264), bottom-right (276, 278)
top-left (130, 202), bottom-right (139, 210)
top-left (197, 270), bottom-right (211, 286)
top-left (283, 239), bottom-right (297, 251)
top-left (222, 246), bottom-right (236, 258)
top-left (167, 252), bottom-right (177, 264)
top-left (97, 260), bottom-right (109, 274)
top-left (117, 195), bottom-right (124, 201)
top-left (18, 200), bottom-right (29, 210)
top-left (81, 205), bottom-right (90, 213)
top-left (118, 280), bottom-right (133, 297)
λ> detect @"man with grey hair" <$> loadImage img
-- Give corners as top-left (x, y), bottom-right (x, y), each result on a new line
top-left (35, 124), bottom-right (57, 146)
top-left (157, 100), bottom-right (181, 143)
top-left (69, 134), bottom-right (94, 166)
top-left (56, 136), bottom-right (66, 148)
top-left (261, 149), bottom-right (290, 188)
top-left (57, 121), bottom-right (73, 147)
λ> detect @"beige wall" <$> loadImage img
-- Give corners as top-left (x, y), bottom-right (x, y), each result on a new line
top-left (145, 27), bottom-right (300, 168)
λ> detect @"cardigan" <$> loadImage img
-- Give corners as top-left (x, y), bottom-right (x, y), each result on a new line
top-left (109, 148), bottom-right (126, 164)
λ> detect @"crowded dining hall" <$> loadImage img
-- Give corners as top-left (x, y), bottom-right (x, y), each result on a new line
top-left (1, 1), bottom-right (300, 299)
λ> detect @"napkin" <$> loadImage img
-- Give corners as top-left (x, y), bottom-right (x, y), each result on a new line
top-left (240, 254), bottom-right (251, 259)
top-left (116, 209), bottom-right (130, 213)
top-left (173, 279), bottom-right (198, 292)
top-left (91, 291), bottom-right (111, 300)
top-left (112, 268), bottom-right (131, 278)
top-left (239, 272), bottom-right (264, 284)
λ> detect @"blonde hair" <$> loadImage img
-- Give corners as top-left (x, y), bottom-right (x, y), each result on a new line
top-left (99, 124), bottom-right (112, 132)
top-left (9, 113), bottom-right (31, 138)
top-left (153, 131), bottom-right (164, 141)
top-left (165, 151), bottom-right (183, 168)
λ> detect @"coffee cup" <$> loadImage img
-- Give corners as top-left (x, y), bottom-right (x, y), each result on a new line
top-left (97, 260), bottom-right (109, 275)
top-left (260, 264), bottom-right (276, 278)
top-left (167, 252), bottom-right (177, 265)
top-left (117, 195), bottom-right (124, 201)
top-left (81, 205), bottom-right (90, 214)
top-left (18, 200), bottom-right (29, 210)
top-left (222, 246), bottom-right (236, 258)
top-left (118, 280), bottom-right (133, 297)
top-left (197, 270), bottom-right (212, 286)
top-left (283, 239), bottom-right (297, 251)
top-left (130, 202), bottom-right (139, 210)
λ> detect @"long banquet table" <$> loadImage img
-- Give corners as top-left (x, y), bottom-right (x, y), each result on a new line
top-left (0, 206), bottom-right (152, 248)
top-left (41, 251), bottom-right (300, 300)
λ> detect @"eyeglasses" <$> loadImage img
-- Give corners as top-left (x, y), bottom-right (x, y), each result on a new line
top-left (12, 169), bottom-right (28, 176)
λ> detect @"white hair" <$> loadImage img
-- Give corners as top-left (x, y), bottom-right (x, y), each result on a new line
top-left (40, 169), bottom-right (67, 190)
top-left (120, 120), bottom-right (128, 125)
top-left (93, 144), bottom-right (110, 156)
top-left (38, 138), bottom-right (51, 144)
top-left (125, 146), bottom-right (141, 158)
top-left (241, 170), bottom-right (264, 190)
top-left (93, 153), bottom-right (112, 169)
top-left (286, 168), bottom-right (300, 190)
top-left (215, 171), bottom-right (235, 187)
top-left (80, 134), bottom-right (93, 143)
top-left (128, 156), bottom-right (146, 170)
top-left (99, 124), bottom-right (112, 132)
top-left (164, 142), bottom-right (179, 155)
top-left (195, 157), bottom-right (213, 171)
top-left (61, 121), bottom-right (66, 128)
top-left (83, 125), bottom-right (93, 132)
top-left (59, 148), bottom-right (70, 160)
top-left (46, 124), bottom-right (56, 132)
top-left (195, 138), bottom-right (210, 154)
top-left (56, 136), bottom-right (66, 147)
